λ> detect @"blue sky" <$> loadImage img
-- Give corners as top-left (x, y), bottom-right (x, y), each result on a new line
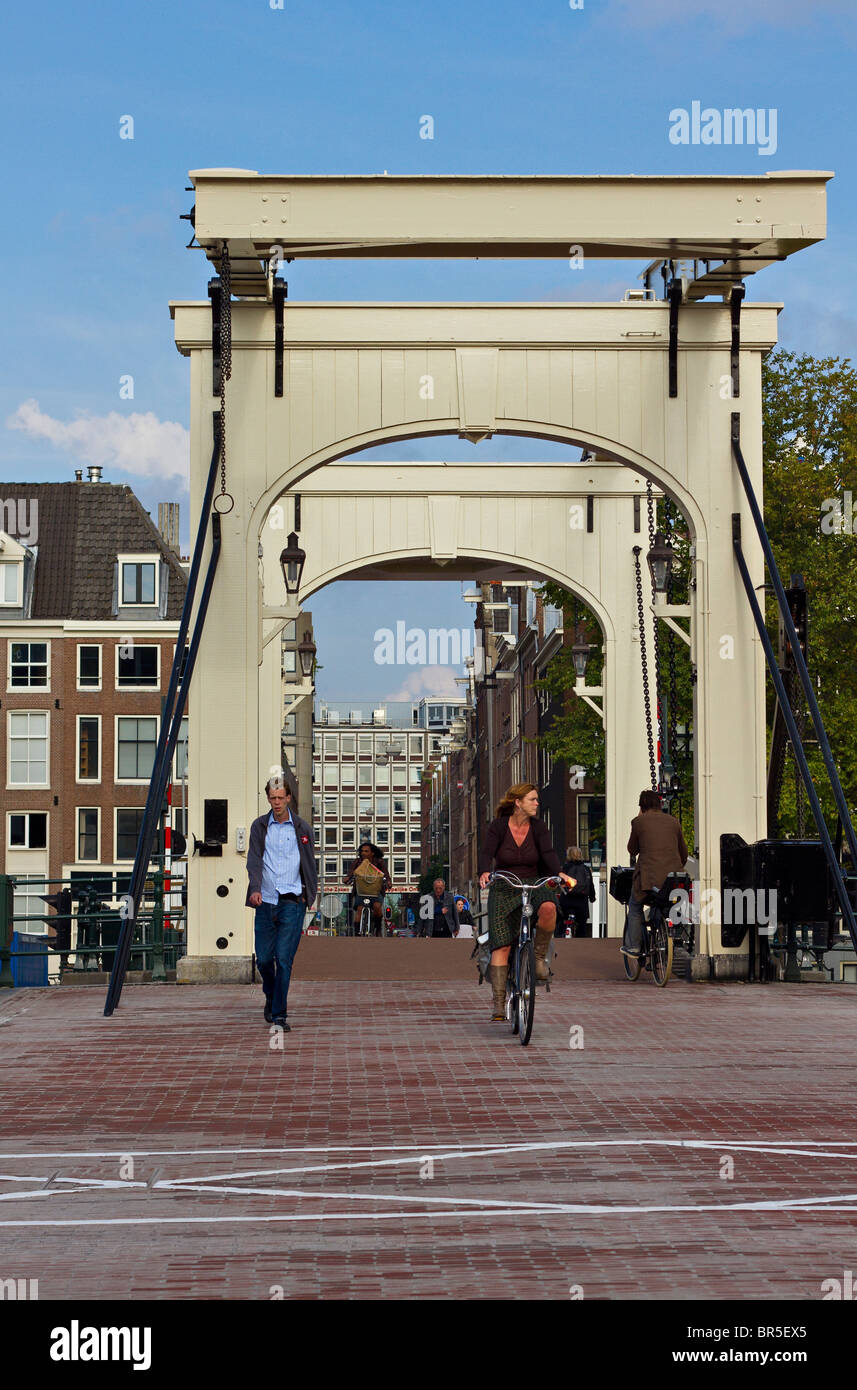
top-left (2, 0), bottom-right (855, 697)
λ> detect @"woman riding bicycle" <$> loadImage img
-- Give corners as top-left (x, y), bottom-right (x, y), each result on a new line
top-left (345, 841), bottom-right (391, 935)
top-left (478, 783), bottom-right (575, 1021)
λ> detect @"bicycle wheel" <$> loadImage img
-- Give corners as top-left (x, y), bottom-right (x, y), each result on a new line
top-left (622, 949), bottom-right (642, 981)
top-left (650, 910), bottom-right (673, 986)
top-left (518, 938), bottom-right (536, 1046)
top-left (507, 953), bottom-right (519, 1035)
top-left (360, 905), bottom-right (370, 937)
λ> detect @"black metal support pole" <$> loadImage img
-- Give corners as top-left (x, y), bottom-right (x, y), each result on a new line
top-left (732, 514), bottom-right (857, 953)
top-left (732, 414), bottom-right (857, 875)
top-left (103, 416), bottom-right (223, 1016)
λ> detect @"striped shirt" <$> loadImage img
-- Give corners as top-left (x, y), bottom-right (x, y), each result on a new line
top-left (260, 809), bottom-right (303, 904)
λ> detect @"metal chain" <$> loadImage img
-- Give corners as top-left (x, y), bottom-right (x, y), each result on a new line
top-left (633, 546), bottom-right (657, 789)
top-left (664, 496), bottom-right (679, 759)
top-left (219, 243), bottom-right (232, 498)
top-left (646, 480), bottom-right (664, 783)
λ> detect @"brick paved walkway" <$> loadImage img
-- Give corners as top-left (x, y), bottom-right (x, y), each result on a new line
top-left (1, 974), bottom-right (856, 1300)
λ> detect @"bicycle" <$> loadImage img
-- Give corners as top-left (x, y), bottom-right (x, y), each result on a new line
top-left (489, 871), bottom-right (563, 1046)
top-left (355, 895), bottom-right (386, 937)
top-left (621, 872), bottom-right (692, 986)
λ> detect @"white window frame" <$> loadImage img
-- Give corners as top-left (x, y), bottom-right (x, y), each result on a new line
top-left (114, 714), bottom-right (160, 785)
top-left (76, 714), bottom-right (102, 784)
top-left (8, 639), bottom-right (50, 692)
top-left (7, 810), bottom-right (49, 850)
top-left (77, 643), bottom-right (103, 692)
top-left (173, 716), bottom-right (189, 782)
top-left (0, 559), bottom-right (23, 607)
top-left (115, 807), bottom-right (146, 862)
top-left (6, 710), bottom-right (49, 788)
top-left (75, 806), bottom-right (101, 863)
top-left (118, 553), bottom-right (160, 609)
top-left (115, 642), bottom-right (161, 692)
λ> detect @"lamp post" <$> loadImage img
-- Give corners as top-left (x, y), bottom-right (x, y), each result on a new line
top-left (297, 630), bottom-right (316, 679)
top-left (279, 532), bottom-right (306, 595)
top-left (646, 532), bottom-right (674, 595)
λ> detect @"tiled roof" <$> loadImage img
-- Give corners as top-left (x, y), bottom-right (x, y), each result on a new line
top-left (0, 483), bottom-right (187, 620)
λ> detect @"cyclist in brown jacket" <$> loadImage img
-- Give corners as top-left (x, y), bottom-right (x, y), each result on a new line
top-left (622, 789), bottom-right (688, 958)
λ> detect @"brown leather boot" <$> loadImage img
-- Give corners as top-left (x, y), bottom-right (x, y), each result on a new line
top-left (534, 927), bottom-right (554, 982)
top-left (487, 963), bottom-right (507, 1020)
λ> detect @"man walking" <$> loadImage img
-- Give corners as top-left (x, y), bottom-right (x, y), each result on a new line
top-left (422, 878), bottom-right (458, 938)
top-left (246, 778), bottom-right (318, 1029)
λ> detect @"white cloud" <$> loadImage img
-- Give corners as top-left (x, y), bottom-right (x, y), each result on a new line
top-left (610, 0), bottom-right (853, 31)
top-left (6, 399), bottom-right (189, 485)
top-left (383, 666), bottom-right (464, 701)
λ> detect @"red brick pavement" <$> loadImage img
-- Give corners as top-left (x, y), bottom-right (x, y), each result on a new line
top-left (1, 973), bottom-right (856, 1301)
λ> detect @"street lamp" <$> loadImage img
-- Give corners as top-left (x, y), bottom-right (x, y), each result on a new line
top-left (646, 532), bottom-right (674, 595)
top-left (571, 640), bottom-right (591, 681)
top-left (589, 839), bottom-right (603, 870)
top-left (279, 532), bottom-right (306, 595)
top-left (297, 630), bottom-right (316, 679)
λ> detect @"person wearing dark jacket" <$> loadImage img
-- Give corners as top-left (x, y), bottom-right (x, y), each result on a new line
top-left (559, 847), bottom-right (596, 937)
top-left (344, 841), bottom-right (391, 934)
top-left (477, 783), bottom-right (575, 1021)
top-left (246, 779), bottom-right (318, 1028)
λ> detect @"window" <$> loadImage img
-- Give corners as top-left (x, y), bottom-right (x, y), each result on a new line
top-left (409, 765), bottom-right (421, 786)
top-left (393, 796), bottom-right (406, 816)
top-left (78, 645), bottom-right (101, 690)
top-left (375, 827), bottom-right (389, 846)
top-left (174, 717), bottom-right (188, 780)
top-left (8, 712), bottom-right (48, 785)
top-left (410, 858), bottom-right (422, 877)
top-left (342, 826), bottom-right (355, 847)
top-left (375, 794), bottom-right (389, 819)
top-left (340, 734), bottom-right (356, 757)
top-left (10, 642), bottom-right (48, 688)
top-left (324, 858), bottom-right (338, 878)
top-left (428, 704), bottom-right (443, 724)
top-left (117, 645), bottom-right (159, 689)
top-left (284, 712), bottom-right (296, 736)
top-left (313, 825), bottom-right (320, 847)
top-left (324, 827), bottom-right (338, 847)
top-left (393, 858), bottom-right (406, 876)
top-left (323, 795), bottom-right (338, 818)
top-left (410, 829), bottom-right (421, 846)
top-left (282, 619), bottom-right (296, 642)
top-left (341, 857), bottom-right (354, 878)
top-left (284, 744), bottom-right (296, 765)
top-left (358, 764), bottom-right (373, 788)
top-left (77, 716), bottom-right (100, 781)
top-left (429, 736), bottom-right (443, 756)
top-left (341, 794), bottom-right (355, 819)
top-left (77, 808), bottom-right (99, 862)
top-left (8, 811), bottom-right (47, 848)
top-left (358, 795), bottom-right (372, 818)
top-left (173, 807), bottom-right (188, 840)
top-left (409, 735), bottom-right (423, 758)
top-left (116, 808), bottom-right (145, 860)
top-left (283, 650), bottom-right (297, 674)
top-left (121, 559), bottom-right (157, 606)
top-left (12, 877), bottom-right (49, 935)
top-left (175, 645), bottom-right (190, 685)
top-left (543, 604), bottom-right (563, 635)
top-left (410, 795), bottom-right (421, 815)
top-left (323, 764), bottom-right (339, 789)
top-left (392, 765), bottom-right (407, 789)
top-left (358, 735), bottom-right (372, 755)
top-left (375, 762), bottom-right (390, 788)
top-left (393, 828), bottom-right (406, 847)
top-left (323, 734), bottom-right (338, 755)
top-left (116, 717), bottom-right (158, 780)
top-left (0, 562), bottom-right (22, 606)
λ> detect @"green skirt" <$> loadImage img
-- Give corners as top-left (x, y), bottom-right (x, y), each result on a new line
top-left (487, 880), bottom-right (559, 950)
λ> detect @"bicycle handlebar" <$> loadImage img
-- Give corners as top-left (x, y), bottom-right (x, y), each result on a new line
top-left (489, 871), bottom-right (565, 890)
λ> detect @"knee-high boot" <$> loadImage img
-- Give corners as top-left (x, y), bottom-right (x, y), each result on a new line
top-left (487, 962), bottom-right (507, 1021)
top-left (534, 927), bottom-right (554, 982)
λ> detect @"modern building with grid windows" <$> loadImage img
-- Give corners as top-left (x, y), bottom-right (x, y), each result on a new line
top-left (312, 697), bottom-right (468, 898)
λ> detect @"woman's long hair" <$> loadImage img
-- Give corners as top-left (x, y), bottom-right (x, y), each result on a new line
top-left (495, 782), bottom-right (538, 817)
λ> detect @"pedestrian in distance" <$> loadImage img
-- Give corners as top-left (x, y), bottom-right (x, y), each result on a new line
top-left (246, 778), bottom-right (318, 1029)
top-left (559, 847), bottom-right (596, 936)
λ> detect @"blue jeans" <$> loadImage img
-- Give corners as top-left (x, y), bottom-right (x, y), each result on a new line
top-left (254, 897), bottom-right (304, 1018)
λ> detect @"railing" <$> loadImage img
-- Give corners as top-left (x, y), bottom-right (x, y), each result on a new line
top-left (0, 870), bottom-right (186, 987)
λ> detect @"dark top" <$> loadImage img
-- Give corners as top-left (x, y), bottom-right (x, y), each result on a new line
top-left (627, 809), bottom-right (688, 902)
top-left (478, 815), bottom-right (561, 878)
top-left (245, 810), bottom-right (318, 908)
top-left (562, 860), bottom-right (596, 903)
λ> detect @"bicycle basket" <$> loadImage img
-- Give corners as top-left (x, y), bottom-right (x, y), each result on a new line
top-left (609, 865), bottom-right (634, 905)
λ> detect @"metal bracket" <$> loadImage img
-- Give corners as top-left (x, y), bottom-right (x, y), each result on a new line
top-left (208, 277), bottom-right (222, 396)
top-left (730, 283), bottom-right (745, 399)
top-left (273, 278), bottom-right (287, 397)
top-left (668, 279), bottom-right (682, 398)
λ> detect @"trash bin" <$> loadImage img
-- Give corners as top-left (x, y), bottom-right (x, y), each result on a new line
top-left (11, 931), bottom-right (48, 987)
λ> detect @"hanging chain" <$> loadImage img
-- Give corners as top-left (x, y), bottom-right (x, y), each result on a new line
top-left (646, 480), bottom-right (664, 784)
top-left (664, 495), bottom-right (679, 761)
top-left (215, 242), bottom-right (234, 512)
top-left (634, 546), bottom-right (657, 789)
